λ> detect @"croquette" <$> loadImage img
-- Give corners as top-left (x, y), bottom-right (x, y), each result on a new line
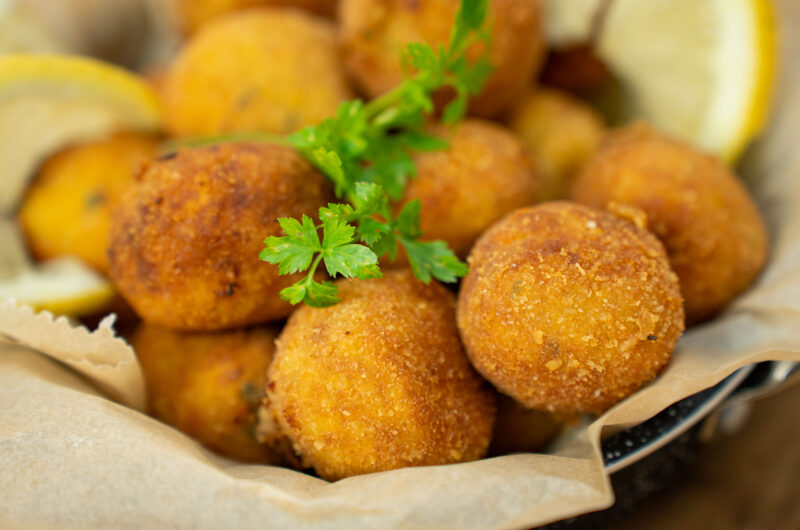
top-left (133, 323), bottom-right (290, 463)
top-left (162, 9), bottom-right (352, 137)
top-left (108, 142), bottom-right (333, 330)
top-left (173, 0), bottom-right (338, 34)
top-left (509, 88), bottom-right (604, 201)
top-left (340, 0), bottom-right (545, 118)
top-left (457, 202), bottom-right (684, 415)
top-left (395, 119), bottom-right (538, 259)
top-left (18, 132), bottom-right (159, 275)
top-left (571, 123), bottom-right (769, 323)
top-left (266, 270), bottom-right (496, 480)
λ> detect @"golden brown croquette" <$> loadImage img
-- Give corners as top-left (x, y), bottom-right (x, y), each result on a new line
top-left (267, 270), bottom-right (496, 480)
top-left (18, 132), bottom-right (159, 275)
top-left (109, 142), bottom-right (333, 330)
top-left (508, 88), bottom-right (604, 201)
top-left (457, 202), bottom-right (684, 415)
top-left (340, 0), bottom-right (545, 118)
top-left (162, 9), bottom-right (352, 137)
top-left (571, 123), bottom-right (769, 323)
top-left (395, 119), bottom-right (538, 259)
top-left (133, 323), bottom-right (289, 463)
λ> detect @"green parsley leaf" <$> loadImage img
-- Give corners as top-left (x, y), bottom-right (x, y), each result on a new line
top-left (279, 281), bottom-right (311, 305)
top-left (320, 215), bottom-right (381, 279)
top-left (351, 181), bottom-right (391, 218)
top-left (324, 244), bottom-right (381, 279)
top-left (400, 238), bottom-right (468, 284)
top-left (259, 215), bottom-right (320, 275)
top-left (320, 215), bottom-right (356, 249)
top-left (394, 199), bottom-right (422, 239)
top-left (449, 0), bottom-right (491, 55)
top-left (404, 42), bottom-right (440, 75)
top-left (319, 202), bottom-right (355, 221)
top-left (303, 279), bottom-right (341, 308)
top-left (400, 130), bottom-right (450, 152)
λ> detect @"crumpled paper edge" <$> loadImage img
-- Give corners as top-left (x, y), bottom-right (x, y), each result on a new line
top-left (0, 298), bottom-right (144, 410)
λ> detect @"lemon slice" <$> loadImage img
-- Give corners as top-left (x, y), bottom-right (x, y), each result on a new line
top-left (0, 53), bottom-right (162, 214)
top-left (594, 0), bottom-right (776, 162)
top-left (0, 257), bottom-right (114, 317)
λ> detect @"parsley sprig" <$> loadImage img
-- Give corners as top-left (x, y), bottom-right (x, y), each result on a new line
top-left (260, 0), bottom-right (491, 308)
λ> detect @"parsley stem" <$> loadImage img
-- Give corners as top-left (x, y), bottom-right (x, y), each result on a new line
top-left (304, 253), bottom-right (324, 286)
top-left (363, 86), bottom-right (409, 121)
top-left (363, 72), bottom-right (438, 123)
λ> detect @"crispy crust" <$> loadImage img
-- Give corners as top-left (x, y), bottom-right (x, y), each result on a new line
top-left (267, 270), bottom-right (496, 480)
top-left (108, 142), bottom-right (333, 330)
top-left (162, 8), bottom-right (352, 136)
top-left (133, 323), bottom-right (287, 463)
top-left (339, 0), bottom-right (545, 117)
top-left (394, 119), bottom-right (538, 259)
top-left (571, 123), bottom-right (769, 323)
top-left (457, 202), bottom-right (684, 414)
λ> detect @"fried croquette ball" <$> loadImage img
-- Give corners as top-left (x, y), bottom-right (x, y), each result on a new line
top-left (488, 395), bottom-right (562, 456)
top-left (162, 9), bottom-right (352, 137)
top-left (267, 270), bottom-right (496, 480)
top-left (395, 119), bottom-right (537, 258)
top-left (457, 202), bottom-right (684, 415)
top-left (571, 124), bottom-right (769, 324)
top-left (509, 88), bottom-right (604, 201)
top-left (18, 132), bottom-right (158, 275)
top-left (173, 0), bottom-right (337, 34)
top-left (133, 323), bottom-right (288, 463)
top-left (340, 0), bottom-right (545, 118)
top-left (109, 142), bottom-right (333, 330)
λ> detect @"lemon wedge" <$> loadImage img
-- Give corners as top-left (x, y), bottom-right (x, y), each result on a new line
top-left (594, 0), bottom-right (777, 162)
top-left (0, 53), bottom-right (162, 213)
top-left (0, 257), bottom-right (114, 317)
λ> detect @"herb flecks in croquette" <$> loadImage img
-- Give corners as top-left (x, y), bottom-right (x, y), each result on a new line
top-left (260, 0), bottom-right (492, 308)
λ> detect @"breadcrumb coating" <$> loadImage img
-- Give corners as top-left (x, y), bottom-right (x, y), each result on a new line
top-left (109, 142), bottom-right (333, 330)
top-left (395, 119), bottom-right (538, 259)
top-left (19, 132), bottom-right (158, 275)
top-left (267, 270), bottom-right (496, 480)
top-left (133, 323), bottom-right (288, 463)
top-left (457, 202), bottom-right (684, 414)
top-left (339, 0), bottom-right (545, 117)
top-left (572, 123), bottom-right (769, 323)
top-left (162, 9), bottom-right (352, 137)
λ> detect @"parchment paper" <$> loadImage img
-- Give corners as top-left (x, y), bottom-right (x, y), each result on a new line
top-left (2, 1), bottom-right (800, 528)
